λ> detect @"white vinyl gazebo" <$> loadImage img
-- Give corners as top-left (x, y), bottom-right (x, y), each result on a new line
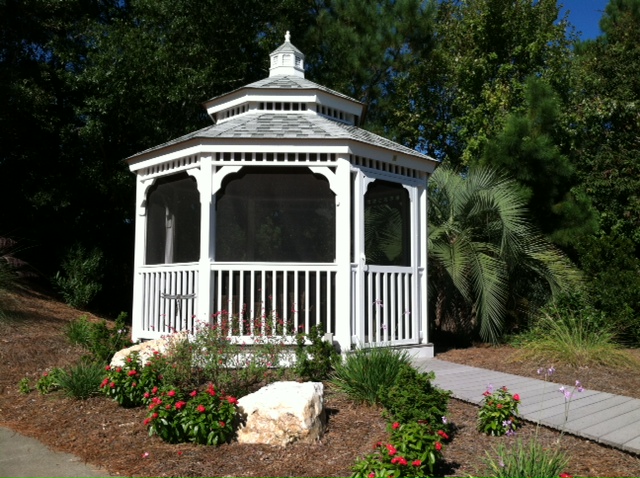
top-left (126, 32), bottom-right (439, 355)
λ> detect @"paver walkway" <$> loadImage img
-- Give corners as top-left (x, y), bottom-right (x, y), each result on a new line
top-left (412, 358), bottom-right (640, 456)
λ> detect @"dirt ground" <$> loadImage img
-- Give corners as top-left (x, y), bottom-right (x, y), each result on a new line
top-left (1, 285), bottom-right (640, 477)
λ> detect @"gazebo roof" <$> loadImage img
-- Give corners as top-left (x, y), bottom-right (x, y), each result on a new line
top-left (126, 32), bottom-right (437, 169)
top-left (127, 111), bottom-right (431, 163)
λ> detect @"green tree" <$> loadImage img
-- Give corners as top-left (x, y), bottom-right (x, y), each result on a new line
top-left (391, 0), bottom-right (574, 164)
top-left (480, 76), bottom-right (598, 245)
top-left (428, 164), bottom-right (579, 342)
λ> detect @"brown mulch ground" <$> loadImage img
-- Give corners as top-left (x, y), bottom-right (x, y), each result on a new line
top-left (1, 286), bottom-right (640, 477)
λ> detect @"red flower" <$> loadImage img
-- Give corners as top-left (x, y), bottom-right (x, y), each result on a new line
top-left (175, 401), bottom-right (186, 410)
top-left (502, 386), bottom-right (508, 391)
top-left (116, 367), bottom-right (122, 373)
top-left (197, 404), bottom-right (206, 413)
top-left (127, 370), bottom-right (137, 376)
top-left (497, 404), bottom-right (503, 409)
top-left (391, 457), bottom-right (400, 465)
top-left (412, 460), bottom-right (422, 467)
top-left (227, 396), bottom-right (238, 404)
top-left (105, 365), bottom-right (111, 371)
top-left (177, 451), bottom-right (183, 456)
top-left (110, 382), bottom-right (116, 389)
top-left (100, 378), bottom-right (109, 388)
top-left (392, 422), bottom-right (400, 430)
top-left (437, 430), bottom-right (449, 440)
top-left (368, 473), bottom-right (375, 478)
top-left (397, 457), bottom-right (408, 466)
top-left (143, 392), bottom-right (150, 399)
top-left (483, 390), bottom-right (491, 397)
top-left (559, 474), bottom-right (572, 478)
top-left (131, 382), bottom-right (137, 388)
top-left (165, 404), bottom-right (171, 410)
top-left (219, 421), bottom-right (226, 427)
top-left (386, 444), bottom-right (397, 456)
top-left (190, 390), bottom-right (198, 398)
top-left (373, 441), bottom-right (382, 449)
top-left (168, 390), bottom-right (176, 397)
top-left (127, 357), bottom-right (132, 363)
top-left (435, 442), bottom-right (442, 451)
top-left (152, 386), bottom-right (158, 394)
top-left (152, 412), bottom-right (158, 419)
top-left (143, 418), bottom-right (151, 426)
top-left (513, 394), bottom-right (520, 401)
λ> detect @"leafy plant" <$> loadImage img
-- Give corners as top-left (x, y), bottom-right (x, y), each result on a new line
top-left (101, 351), bottom-right (166, 407)
top-left (18, 377), bottom-right (31, 394)
top-left (477, 385), bottom-right (521, 436)
top-left (379, 364), bottom-right (451, 426)
top-left (36, 368), bottom-right (64, 394)
top-left (57, 361), bottom-right (105, 399)
top-left (66, 313), bottom-right (132, 364)
top-left (516, 294), bottom-right (637, 368)
top-left (53, 245), bottom-right (104, 309)
top-left (483, 437), bottom-right (569, 478)
top-left (295, 325), bottom-right (339, 381)
top-left (352, 421), bottom-right (447, 477)
top-left (145, 383), bottom-right (237, 446)
top-left (329, 346), bottom-right (411, 405)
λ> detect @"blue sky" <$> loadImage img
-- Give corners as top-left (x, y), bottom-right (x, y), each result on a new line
top-left (559, 0), bottom-right (610, 40)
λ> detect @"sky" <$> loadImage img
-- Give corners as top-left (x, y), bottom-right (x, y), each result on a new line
top-left (558, 0), bottom-right (610, 40)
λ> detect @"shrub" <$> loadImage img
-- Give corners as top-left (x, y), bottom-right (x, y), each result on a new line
top-left (145, 383), bottom-right (237, 446)
top-left (57, 361), bottom-right (105, 399)
top-left (163, 317), bottom-right (290, 397)
top-left (36, 368), bottom-right (64, 394)
top-left (294, 325), bottom-right (339, 381)
top-left (516, 293), bottom-right (637, 368)
top-left (352, 421), bottom-right (447, 477)
top-left (101, 351), bottom-right (166, 407)
top-left (18, 377), bottom-right (31, 394)
top-left (379, 364), bottom-right (451, 426)
top-left (66, 313), bottom-right (132, 364)
top-left (483, 438), bottom-right (569, 478)
top-left (477, 385), bottom-right (521, 436)
top-left (329, 346), bottom-right (411, 405)
top-left (53, 245), bottom-right (103, 309)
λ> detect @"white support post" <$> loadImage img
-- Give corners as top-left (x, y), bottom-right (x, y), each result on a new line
top-left (197, 156), bottom-right (213, 327)
top-left (131, 177), bottom-right (153, 342)
top-left (418, 182), bottom-right (429, 345)
top-left (334, 155), bottom-right (352, 352)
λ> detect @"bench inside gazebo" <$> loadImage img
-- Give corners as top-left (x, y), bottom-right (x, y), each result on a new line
top-left (126, 32), bottom-right (439, 356)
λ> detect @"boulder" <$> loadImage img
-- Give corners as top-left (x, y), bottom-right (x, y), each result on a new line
top-left (236, 381), bottom-right (325, 446)
top-left (110, 333), bottom-right (187, 367)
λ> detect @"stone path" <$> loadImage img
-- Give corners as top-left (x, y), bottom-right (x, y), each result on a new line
top-left (412, 358), bottom-right (640, 456)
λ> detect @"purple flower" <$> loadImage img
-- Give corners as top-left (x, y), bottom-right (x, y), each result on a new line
top-left (442, 416), bottom-right (448, 424)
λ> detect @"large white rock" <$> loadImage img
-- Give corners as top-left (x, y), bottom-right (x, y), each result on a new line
top-left (110, 333), bottom-right (187, 367)
top-left (236, 381), bottom-right (325, 446)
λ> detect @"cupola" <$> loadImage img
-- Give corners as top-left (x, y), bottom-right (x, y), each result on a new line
top-left (269, 31), bottom-right (305, 78)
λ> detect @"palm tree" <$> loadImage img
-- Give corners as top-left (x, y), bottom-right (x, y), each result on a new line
top-left (427, 164), bottom-right (579, 342)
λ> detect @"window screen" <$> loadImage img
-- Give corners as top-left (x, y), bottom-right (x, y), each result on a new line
top-left (215, 167), bottom-right (335, 262)
top-left (146, 173), bottom-right (201, 265)
top-left (365, 180), bottom-right (410, 266)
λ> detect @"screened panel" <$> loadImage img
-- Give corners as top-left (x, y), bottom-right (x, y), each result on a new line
top-left (215, 167), bottom-right (335, 262)
top-left (146, 173), bottom-right (200, 265)
top-left (365, 180), bottom-right (410, 266)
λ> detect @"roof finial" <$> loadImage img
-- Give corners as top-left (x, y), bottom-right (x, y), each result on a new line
top-left (285, 31), bottom-right (291, 43)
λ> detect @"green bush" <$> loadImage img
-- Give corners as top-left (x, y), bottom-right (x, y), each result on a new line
top-left (65, 313), bottom-right (132, 364)
top-left (352, 421), bottom-right (447, 477)
top-left (379, 363), bottom-right (451, 426)
top-left (483, 438), bottom-right (569, 478)
top-left (294, 325), bottom-right (339, 381)
top-left (145, 383), bottom-right (237, 446)
top-left (36, 368), bottom-right (64, 394)
top-left (477, 385), bottom-right (521, 436)
top-left (329, 346), bottom-right (411, 405)
top-left (101, 351), bottom-right (167, 407)
top-left (53, 245), bottom-right (103, 309)
top-left (516, 293), bottom-right (636, 368)
top-left (57, 361), bottom-right (105, 399)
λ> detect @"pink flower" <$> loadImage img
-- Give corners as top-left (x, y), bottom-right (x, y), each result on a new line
top-left (437, 430), bottom-right (449, 440)
top-left (143, 392), bottom-right (150, 399)
top-left (143, 418), bottom-right (151, 426)
top-left (386, 444), bottom-right (397, 456)
top-left (368, 473), bottom-right (375, 478)
top-left (168, 390), bottom-right (176, 397)
top-left (190, 390), bottom-right (198, 397)
top-left (559, 474), bottom-right (572, 478)
top-left (227, 396), bottom-right (238, 404)
top-left (513, 394), bottom-right (520, 401)
top-left (435, 442), bottom-right (442, 451)
top-left (152, 386), bottom-right (158, 394)
top-left (128, 370), bottom-right (137, 376)
top-left (110, 382), bottom-right (116, 389)
top-left (175, 401), bottom-right (186, 410)
top-left (141, 452), bottom-right (149, 458)
top-left (412, 459), bottom-right (422, 467)
top-left (197, 404), bottom-right (206, 413)
top-left (392, 422), bottom-right (400, 430)
top-left (105, 365), bottom-right (111, 371)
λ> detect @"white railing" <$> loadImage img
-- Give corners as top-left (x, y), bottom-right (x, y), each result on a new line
top-left (210, 263), bottom-right (336, 339)
top-left (137, 263), bottom-right (336, 341)
top-left (140, 264), bottom-right (199, 336)
top-left (352, 265), bottom-right (419, 347)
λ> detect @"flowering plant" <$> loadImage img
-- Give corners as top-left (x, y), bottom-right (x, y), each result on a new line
top-left (477, 385), bottom-right (521, 436)
top-left (351, 421), bottom-right (447, 477)
top-left (145, 383), bottom-right (237, 446)
top-left (100, 351), bottom-right (166, 407)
